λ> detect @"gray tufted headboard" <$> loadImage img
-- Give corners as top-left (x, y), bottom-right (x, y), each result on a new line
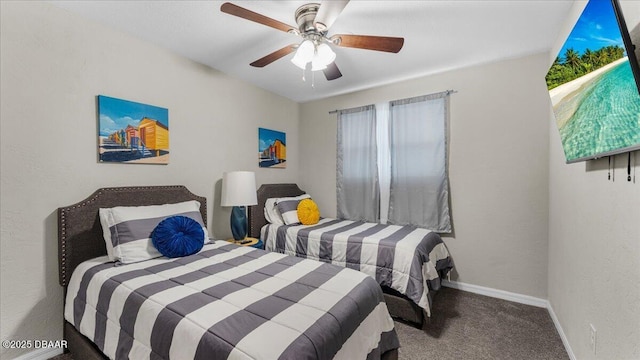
top-left (57, 185), bottom-right (207, 287)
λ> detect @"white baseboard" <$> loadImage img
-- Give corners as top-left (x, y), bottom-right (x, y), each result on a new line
top-left (11, 347), bottom-right (63, 360)
top-left (441, 279), bottom-right (548, 308)
top-left (441, 279), bottom-right (576, 360)
top-left (547, 303), bottom-right (577, 360)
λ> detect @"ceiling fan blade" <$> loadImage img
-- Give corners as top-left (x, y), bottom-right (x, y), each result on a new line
top-left (314, 0), bottom-right (350, 32)
top-left (333, 34), bottom-right (404, 53)
top-left (323, 62), bottom-right (343, 81)
top-left (250, 44), bottom-right (297, 68)
top-left (220, 2), bottom-right (297, 34)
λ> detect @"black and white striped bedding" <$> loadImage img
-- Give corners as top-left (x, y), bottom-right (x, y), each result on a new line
top-left (262, 218), bottom-right (453, 316)
top-left (65, 241), bottom-right (399, 360)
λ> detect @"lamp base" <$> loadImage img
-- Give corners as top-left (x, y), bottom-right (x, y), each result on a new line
top-left (230, 206), bottom-right (247, 241)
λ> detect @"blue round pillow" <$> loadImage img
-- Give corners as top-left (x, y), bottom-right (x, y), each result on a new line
top-left (152, 216), bottom-right (204, 258)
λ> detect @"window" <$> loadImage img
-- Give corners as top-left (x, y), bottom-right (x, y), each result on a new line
top-left (336, 92), bottom-right (451, 232)
top-left (336, 105), bottom-right (379, 222)
top-left (388, 93), bottom-right (451, 232)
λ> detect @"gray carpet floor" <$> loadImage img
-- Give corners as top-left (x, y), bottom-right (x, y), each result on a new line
top-left (50, 288), bottom-right (568, 360)
top-left (395, 287), bottom-right (568, 360)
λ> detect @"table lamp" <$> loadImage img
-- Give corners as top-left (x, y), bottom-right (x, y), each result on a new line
top-left (221, 171), bottom-right (258, 241)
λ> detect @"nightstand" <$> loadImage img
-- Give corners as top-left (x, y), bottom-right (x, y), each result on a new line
top-left (227, 237), bottom-right (263, 249)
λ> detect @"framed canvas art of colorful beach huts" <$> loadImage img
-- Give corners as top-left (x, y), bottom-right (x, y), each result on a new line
top-left (258, 127), bottom-right (286, 168)
top-left (98, 95), bottom-right (169, 164)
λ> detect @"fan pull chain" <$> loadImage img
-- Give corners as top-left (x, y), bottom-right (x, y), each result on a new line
top-left (301, 68), bottom-right (306, 82)
top-left (312, 70), bottom-right (315, 88)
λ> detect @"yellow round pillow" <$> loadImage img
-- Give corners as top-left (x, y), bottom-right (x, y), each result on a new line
top-left (297, 198), bottom-right (320, 225)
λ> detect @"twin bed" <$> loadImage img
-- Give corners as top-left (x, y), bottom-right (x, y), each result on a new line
top-left (59, 186), bottom-right (399, 360)
top-left (247, 184), bottom-right (453, 326)
top-left (59, 184), bottom-right (452, 359)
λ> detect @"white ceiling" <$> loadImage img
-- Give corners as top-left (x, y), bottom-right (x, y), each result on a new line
top-left (49, 0), bottom-right (575, 103)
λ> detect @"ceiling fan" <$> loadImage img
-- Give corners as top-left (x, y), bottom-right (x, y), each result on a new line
top-left (220, 1), bottom-right (404, 81)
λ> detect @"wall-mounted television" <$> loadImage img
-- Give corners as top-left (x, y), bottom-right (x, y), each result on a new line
top-left (546, 0), bottom-right (640, 163)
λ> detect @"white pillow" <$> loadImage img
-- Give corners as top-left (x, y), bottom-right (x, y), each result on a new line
top-left (264, 198), bottom-right (285, 225)
top-left (99, 200), bottom-right (209, 264)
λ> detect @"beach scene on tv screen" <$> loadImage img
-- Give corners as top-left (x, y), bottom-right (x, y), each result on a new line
top-left (547, 0), bottom-right (640, 162)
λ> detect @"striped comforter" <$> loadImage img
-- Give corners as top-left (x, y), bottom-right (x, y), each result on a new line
top-left (65, 241), bottom-right (399, 360)
top-left (262, 218), bottom-right (453, 316)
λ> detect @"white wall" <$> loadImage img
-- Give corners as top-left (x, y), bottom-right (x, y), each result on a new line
top-left (546, 1), bottom-right (640, 358)
top-left (299, 53), bottom-right (551, 299)
top-left (549, 1), bottom-right (587, 65)
top-left (547, 118), bottom-right (640, 359)
top-left (0, 2), bottom-right (299, 358)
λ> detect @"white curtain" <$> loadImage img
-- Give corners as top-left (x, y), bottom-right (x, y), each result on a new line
top-left (376, 102), bottom-right (391, 224)
top-left (336, 105), bottom-right (379, 222)
top-left (388, 92), bottom-right (451, 232)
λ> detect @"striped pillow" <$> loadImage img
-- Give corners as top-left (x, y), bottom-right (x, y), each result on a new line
top-left (276, 194), bottom-right (311, 225)
top-left (99, 200), bottom-right (208, 264)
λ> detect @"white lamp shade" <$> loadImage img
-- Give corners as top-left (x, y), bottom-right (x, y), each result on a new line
top-left (221, 171), bottom-right (258, 206)
top-left (291, 53), bottom-right (308, 69)
top-left (316, 43), bottom-right (336, 65)
top-left (311, 56), bottom-right (327, 71)
top-left (297, 40), bottom-right (315, 61)
top-left (291, 40), bottom-right (315, 69)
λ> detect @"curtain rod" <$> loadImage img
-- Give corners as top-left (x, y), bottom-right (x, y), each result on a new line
top-left (327, 89), bottom-right (458, 114)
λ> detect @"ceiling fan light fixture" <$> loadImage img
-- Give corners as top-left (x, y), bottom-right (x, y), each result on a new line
top-left (311, 56), bottom-right (327, 71)
top-left (316, 43), bottom-right (336, 65)
top-left (291, 53), bottom-right (307, 69)
top-left (291, 39), bottom-right (315, 69)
